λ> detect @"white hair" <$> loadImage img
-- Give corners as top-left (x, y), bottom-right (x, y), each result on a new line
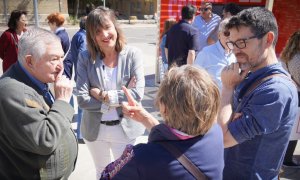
top-left (18, 27), bottom-right (60, 64)
top-left (218, 18), bottom-right (230, 32)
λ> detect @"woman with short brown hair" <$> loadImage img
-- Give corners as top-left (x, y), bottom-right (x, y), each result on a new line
top-left (101, 65), bottom-right (224, 179)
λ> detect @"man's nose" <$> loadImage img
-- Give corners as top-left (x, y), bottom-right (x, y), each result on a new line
top-left (101, 29), bottom-right (109, 37)
top-left (58, 58), bottom-right (64, 69)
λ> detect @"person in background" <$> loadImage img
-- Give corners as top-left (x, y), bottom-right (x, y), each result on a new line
top-left (0, 10), bottom-right (27, 73)
top-left (165, 5), bottom-right (200, 68)
top-left (280, 29), bottom-right (300, 168)
top-left (101, 65), bottom-right (224, 180)
top-left (159, 18), bottom-right (176, 71)
top-left (86, 2), bottom-right (96, 15)
top-left (76, 7), bottom-right (145, 179)
top-left (222, 2), bottom-right (241, 19)
top-left (47, 12), bottom-right (70, 55)
top-left (218, 7), bottom-right (298, 179)
top-left (63, 16), bottom-right (87, 141)
top-left (193, 2), bottom-right (221, 51)
top-left (194, 18), bottom-right (236, 90)
top-left (0, 27), bottom-right (77, 179)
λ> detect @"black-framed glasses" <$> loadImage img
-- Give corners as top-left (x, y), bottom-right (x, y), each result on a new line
top-left (226, 33), bottom-right (266, 50)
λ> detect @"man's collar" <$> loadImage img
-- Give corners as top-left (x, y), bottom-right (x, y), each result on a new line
top-left (18, 61), bottom-right (48, 92)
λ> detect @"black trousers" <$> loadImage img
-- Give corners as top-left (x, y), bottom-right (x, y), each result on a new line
top-left (284, 140), bottom-right (298, 163)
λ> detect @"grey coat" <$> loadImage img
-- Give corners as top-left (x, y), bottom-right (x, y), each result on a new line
top-left (76, 45), bottom-right (146, 141)
top-left (0, 63), bottom-right (77, 179)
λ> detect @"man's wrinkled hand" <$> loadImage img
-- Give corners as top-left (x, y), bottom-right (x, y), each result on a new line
top-left (54, 68), bottom-right (73, 102)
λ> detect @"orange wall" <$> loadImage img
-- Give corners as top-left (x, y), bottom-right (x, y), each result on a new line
top-left (273, 0), bottom-right (300, 54)
top-left (159, 0), bottom-right (299, 54)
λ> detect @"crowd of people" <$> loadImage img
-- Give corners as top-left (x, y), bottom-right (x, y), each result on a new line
top-left (0, 2), bottom-right (299, 180)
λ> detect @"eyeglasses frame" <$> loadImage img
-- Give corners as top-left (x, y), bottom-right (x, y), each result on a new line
top-left (226, 33), bottom-right (266, 50)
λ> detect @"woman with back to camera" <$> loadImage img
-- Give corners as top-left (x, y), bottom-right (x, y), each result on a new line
top-left (0, 10), bottom-right (27, 72)
top-left (76, 6), bottom-right (145, 179)
top-left (101, 65), bottom-right (224, 180)
top-left (47, 12), bottom-right (70, 55)
top-left (280, 29), bottom-right (300, 167)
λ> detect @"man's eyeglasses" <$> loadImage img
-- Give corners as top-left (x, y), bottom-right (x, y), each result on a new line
top-left (226, 33), bottom-right (266, 50)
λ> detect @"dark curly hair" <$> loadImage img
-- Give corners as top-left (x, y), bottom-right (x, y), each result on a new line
top-left (226, 7), bottom-right (278, 47)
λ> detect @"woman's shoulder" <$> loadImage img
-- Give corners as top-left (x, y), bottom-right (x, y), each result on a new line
top-left (120, 45), bottom-right (142, 56)
top-left (0, 29), bottom-right (14, 39)
top-left (122, 45), bottom-right (140, 52)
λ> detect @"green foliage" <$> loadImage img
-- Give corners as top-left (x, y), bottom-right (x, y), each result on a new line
top-left (68, 15), bottom-right (79, 25)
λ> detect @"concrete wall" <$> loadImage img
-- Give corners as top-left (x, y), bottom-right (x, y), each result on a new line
top-left (0, 0), bottom-right (69, 25)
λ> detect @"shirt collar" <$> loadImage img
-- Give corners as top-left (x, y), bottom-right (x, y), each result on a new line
top-left (246, 63), bottom-right (286, 81)
top-left (55, 26), bottom-right (65, 34)
top-left (216, 40), bottom-right (232, 57)
top-left (18, 61), bottom-right (48, 92)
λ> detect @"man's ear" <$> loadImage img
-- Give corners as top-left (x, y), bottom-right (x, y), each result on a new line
top-left (25, 55), bottom-right (34, 69)
top-left (265, 31), bottom-right (275, 48)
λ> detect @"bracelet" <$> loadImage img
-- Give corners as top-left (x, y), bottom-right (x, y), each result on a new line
top-left (99, 89), bottom-right (104, 100)
top-left (102, 91), bottom-right (108, 103)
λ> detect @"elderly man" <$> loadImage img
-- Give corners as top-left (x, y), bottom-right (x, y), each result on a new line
top-left (218, 7), bottom-right (298, 179)
top-left (194, 18), bottom-right (236, 90)
top-left (0, 27), bottom-right (77, 179)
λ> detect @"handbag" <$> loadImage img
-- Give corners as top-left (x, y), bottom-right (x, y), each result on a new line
top-left (157, 141), bottom-right (208, 180)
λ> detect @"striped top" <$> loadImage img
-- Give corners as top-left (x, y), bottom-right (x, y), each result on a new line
top-left (192, 13), bottom-right (221, 51)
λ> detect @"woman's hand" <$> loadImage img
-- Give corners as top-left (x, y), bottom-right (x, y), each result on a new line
top-left (90, 87), bottom-right (109, 103)
top-left (122, 86), bottom-right (159, 131)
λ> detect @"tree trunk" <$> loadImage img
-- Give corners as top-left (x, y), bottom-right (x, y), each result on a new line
top-left (74, 0), bottom-right (79, 19)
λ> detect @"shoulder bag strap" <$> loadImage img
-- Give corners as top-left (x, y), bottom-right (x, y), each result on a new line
top-left (157, 142), bottom-right (208, 180)
top-left (230, 73), bottom-right (289, 122)
top-left (10, 33), bottom-right (18, 48)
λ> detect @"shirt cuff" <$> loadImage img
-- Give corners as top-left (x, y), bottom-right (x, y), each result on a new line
top-left (107, 90), bottom-right (120, 107)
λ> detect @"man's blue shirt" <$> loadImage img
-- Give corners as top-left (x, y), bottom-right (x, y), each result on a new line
top-left (224, 63), bottom-right (298, 180)
top-left (192, 14), bottom-right (221, 51)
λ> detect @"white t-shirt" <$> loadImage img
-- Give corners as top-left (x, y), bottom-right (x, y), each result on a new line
top-left (101, 65), bottom-right (120, 121)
